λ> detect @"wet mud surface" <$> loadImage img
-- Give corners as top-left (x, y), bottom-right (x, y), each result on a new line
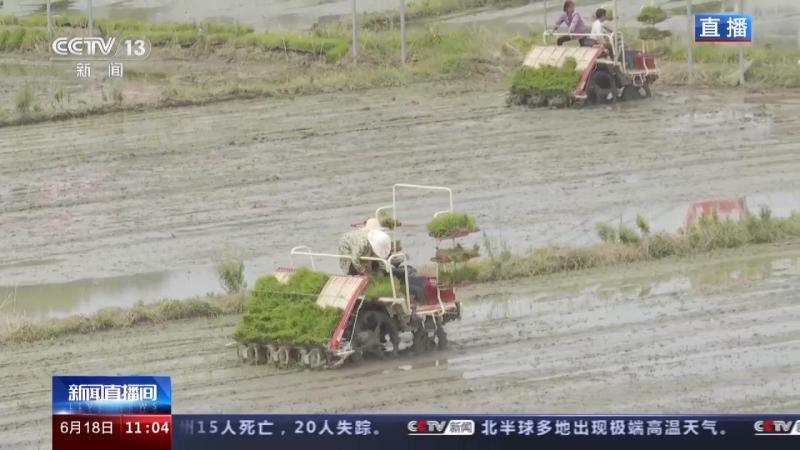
top-left (1, 243), bottom-right (799, 448)
top-left (1, 83), bottom-right (799, 316)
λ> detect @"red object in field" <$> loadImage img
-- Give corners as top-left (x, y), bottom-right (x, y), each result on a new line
top-left (634, 51), bottom-right (657, 71)
top-left (685, 197), bottom-right (749, 226)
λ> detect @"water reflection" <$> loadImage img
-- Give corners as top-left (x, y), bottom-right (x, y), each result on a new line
top-left (0, 266), bottom-right (221, 319)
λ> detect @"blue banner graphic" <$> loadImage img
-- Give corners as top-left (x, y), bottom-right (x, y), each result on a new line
top-left (695, 13), bottom-right (752, 42)
top-left (53, 375), bottom-right (171, 414)
top-left (173, 414), bottom-right (800, 449)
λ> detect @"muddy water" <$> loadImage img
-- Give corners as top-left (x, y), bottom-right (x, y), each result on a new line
top-left (0, 84), bottom-right (799, 316)
top-left (2, 243), bottom-right (799, 448)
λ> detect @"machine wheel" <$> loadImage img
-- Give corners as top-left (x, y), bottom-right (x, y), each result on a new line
top-left (641, 83), bottom-right (652, 98)
top-left (307, 348), bottom-right (326, 370)
top-left (435, 322), bottom-right (448, 350)
top-left (621, 85), bottom-right (641, 102)
top-left (276, 346), bottom-right (291, 368)
top-left (236, 344), bottom-right (248, 363)
top-left (245, 344), bottom-right (258, 365)
top-left (588, 70), bottom-right (618, 104)
top-left (355, 310), bottom-right (399, 358)
top-left (412, 330), bottom-right (436, 354)
top-left (255, 344), bottom-right (270, 365)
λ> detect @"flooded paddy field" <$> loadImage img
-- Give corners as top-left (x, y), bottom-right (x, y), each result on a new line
top-left (1, 83), bottom-right (799, 316)
top-left (1, 242), bottom-right (798, 448)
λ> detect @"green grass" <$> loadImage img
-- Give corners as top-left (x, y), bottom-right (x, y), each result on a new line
top-left (233, 268), bottom-right (341, 345)
top-left (0, 26), bottom-right (50, 50)
top-left (234, 32), bottom-right (349, 62)
top-left (427, 211), bottom-right (479, 238)
top-left (659, 41), bottom-right (800, 88)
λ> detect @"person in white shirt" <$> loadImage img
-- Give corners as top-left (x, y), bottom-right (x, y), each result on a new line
top-left (590, 8), bottom-right (613, 55)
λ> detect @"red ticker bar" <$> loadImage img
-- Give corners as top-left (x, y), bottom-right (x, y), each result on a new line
top-left (53, 414), bottom-right (171, 450)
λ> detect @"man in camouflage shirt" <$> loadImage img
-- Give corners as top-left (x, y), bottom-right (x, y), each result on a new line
top-left (338, 218), bottom-right (391, 275)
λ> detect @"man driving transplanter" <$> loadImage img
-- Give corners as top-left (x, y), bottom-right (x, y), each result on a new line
top-left (591, 8), bottom-right (614, 56)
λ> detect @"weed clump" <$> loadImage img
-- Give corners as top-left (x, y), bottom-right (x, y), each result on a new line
top-left (427, 212), bottom-right (479, 239)
top-left (217, 257), bottom-right (246, 294)
top-left (233, 268), bottom-right (340, 345)
top-left (595, 222), bottom-right (617, 242)
top-left (15, 83), bottom-right (33, 114)
top-left (618, 225), bottom-right (641, 244)
top-left (635, 214), bottom-right (651, 235)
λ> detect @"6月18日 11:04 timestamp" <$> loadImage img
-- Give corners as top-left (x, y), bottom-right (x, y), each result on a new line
top-left (50, 36), bottom-right (152, 80)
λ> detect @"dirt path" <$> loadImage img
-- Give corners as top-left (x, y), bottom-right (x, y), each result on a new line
top-left (1, 83), bottom-right (799, 291)
top-left (1, 242), bottom-right (799, 448)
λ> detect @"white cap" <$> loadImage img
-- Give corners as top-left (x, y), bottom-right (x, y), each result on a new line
top-left (363, 217), bottom-right (381, 231)
top-left (367, 229), bottom-right (392, 259)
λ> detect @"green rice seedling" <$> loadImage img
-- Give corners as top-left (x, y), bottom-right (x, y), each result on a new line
top-left (510, 58), bottom-right (581, 96)
top-left (363, 274), bottom-right (404, 299)
top-left (426, 212), bottom-right (478, 238)
top-left (235, 268), bottom-right (341, 345)
top-left (435, 244), bottom-right (481, 263)
top-left (378, 209), bottom-right (401, 228)
top-left (637, 6), bottom-right (668, 25)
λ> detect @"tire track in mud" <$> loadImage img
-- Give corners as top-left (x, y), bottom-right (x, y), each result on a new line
top-left (2, 85), bottom-right (799, 286)
top-left (1, 245), bottom-right (799, 448)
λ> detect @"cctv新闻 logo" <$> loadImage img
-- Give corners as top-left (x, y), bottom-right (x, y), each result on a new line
top-left (51, 37), bottom-right (117, 57)
top-left (754, 419), bottom-right (800, 436)
top-left (407, 419), bottom-right (474, 435)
